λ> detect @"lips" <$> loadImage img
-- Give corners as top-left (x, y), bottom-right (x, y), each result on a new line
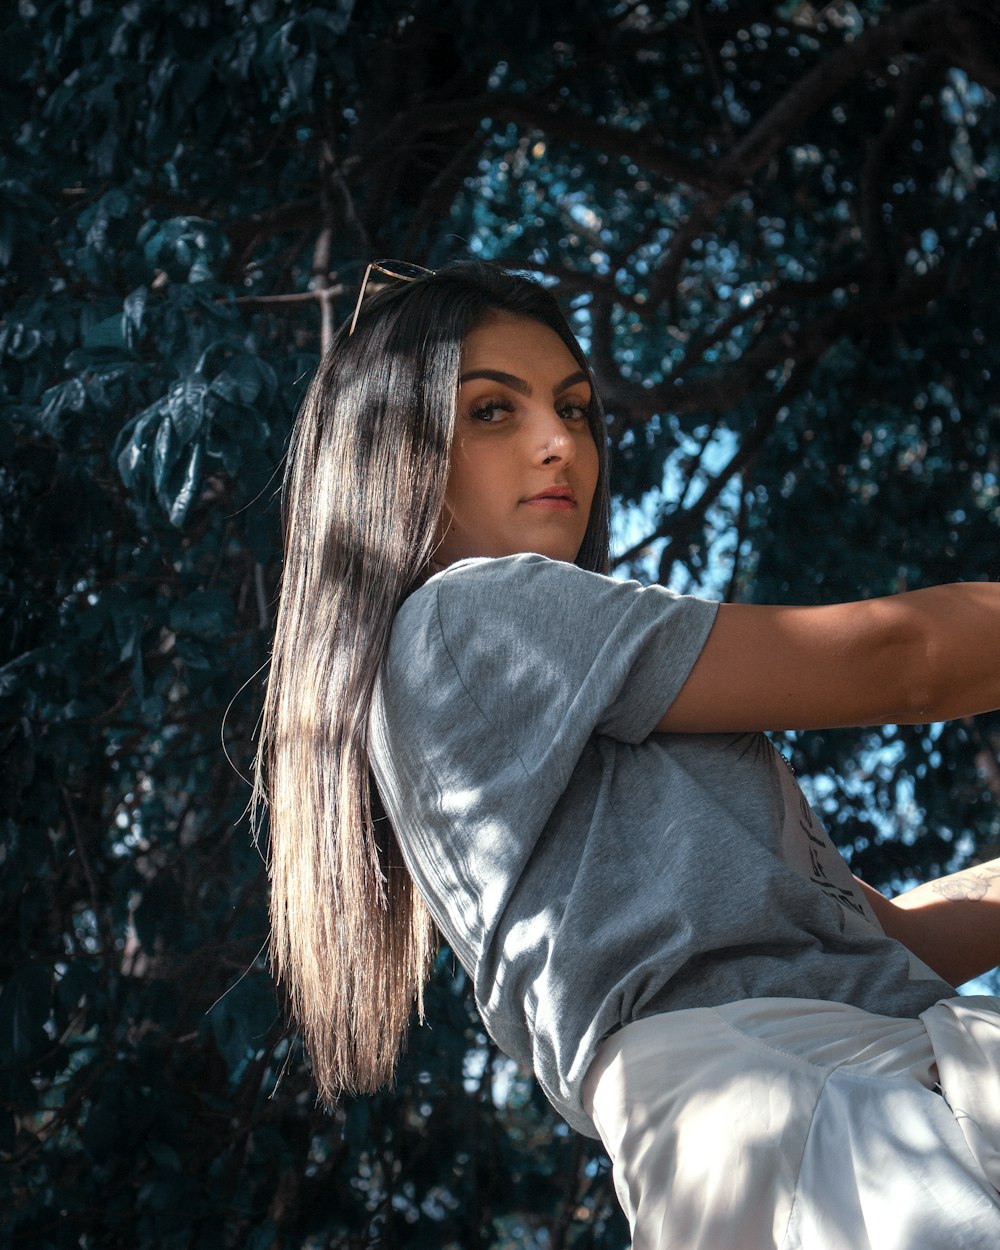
top-left (522, 485), bottom-right (577, 509)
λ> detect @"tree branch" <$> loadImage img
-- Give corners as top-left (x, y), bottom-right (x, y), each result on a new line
top-left (646, 0), bottom-right (987, 314)
top-left (860, 53), bottom-right (940, 288)
top-left (724, 475), bottom-right (751, 604)
top-left (692, 0), bottom-right (734, 141)
top-left (674, 259), bottom-right (868, 377)
top-left (585, 290), bottom-right (647, 427)
top-left (612, 386), bottom-right (780, 571)
top-left (614, 357), bottom-right (816, 578)
top-left (357, 89), bottom-right (722, 195)
top-left (229, 285), bottom-right (352, 307)
top-left (550, 1134), bottom-right (584, 1250)
top-left (716, 1), bottom-right (949, 183)
top-left (226, 196), bottom-right (322, 279)
top-left (656, 263), bottom-right (954, 419)
top-left (491, 97), bottom-right (722, 193)
top-left (401, 130), bottom-right (485, 258)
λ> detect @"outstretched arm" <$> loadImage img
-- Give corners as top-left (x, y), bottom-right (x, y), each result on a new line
top-left (856, 862), bottom-right (1000, 988)
top-left (657, 582), bottom-right (1000, 734)
top-left (653, 581), bottom-right (1000, 984)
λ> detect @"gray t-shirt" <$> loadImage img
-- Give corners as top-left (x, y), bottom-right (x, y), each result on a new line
top-left (369, 554), bottom-right (954, 1137)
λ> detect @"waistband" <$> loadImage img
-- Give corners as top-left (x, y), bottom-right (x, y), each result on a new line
top-left (582, 994), bottom-right (1000, 1189)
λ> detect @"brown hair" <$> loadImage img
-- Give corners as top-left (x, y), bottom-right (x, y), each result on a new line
top-left (253, 262), bottom-right (611, 1098)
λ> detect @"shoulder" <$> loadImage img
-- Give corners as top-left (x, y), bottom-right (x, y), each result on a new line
top-left (434, 552), bottom-right (602, 596)
top-left (394, 554), bottom-right (607, 634)
top-left (395, 554), bottom-right (717, 650)
top-left (379, 554), bottom-right (719, 751)
top-left (394, 553), bottom-right (716, 673)
top-left (385, 555), bottom-right (620, 701)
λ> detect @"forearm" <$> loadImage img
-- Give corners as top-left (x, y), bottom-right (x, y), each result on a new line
top-left (859, 859), bottom-right (1000, 987)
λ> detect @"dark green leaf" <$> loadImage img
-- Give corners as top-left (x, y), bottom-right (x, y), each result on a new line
top-left (0, 963), bottom-right (52, 1064)
top-left (168, 589), bottom-right (232, 638)
top-left (152, 413), bottom-right (179, 497)
top-left (166, 376), bottom-right (209, 442)
top-left (167, 439), bottom-right (204, 526)
top-left (122, 285), bottom-right (149, 351)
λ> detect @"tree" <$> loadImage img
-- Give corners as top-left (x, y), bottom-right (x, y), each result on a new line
top-left (1, 0), bottom-right (998, 1245)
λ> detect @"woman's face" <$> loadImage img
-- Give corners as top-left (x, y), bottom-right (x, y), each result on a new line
top-left (435, 313), bottom-right (600, 567)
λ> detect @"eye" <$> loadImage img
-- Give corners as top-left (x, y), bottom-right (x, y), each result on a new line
top-left (557, 399), bottom-right (590, 422)
top-left (468, 397), bottom-right (515, 424)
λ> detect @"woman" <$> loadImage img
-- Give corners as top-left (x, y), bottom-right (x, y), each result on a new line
top-left (254, 260), bottom-right (1000, 1249)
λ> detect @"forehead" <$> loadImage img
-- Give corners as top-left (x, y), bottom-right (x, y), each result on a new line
top-left (460, 313), bottom-right (584, 377)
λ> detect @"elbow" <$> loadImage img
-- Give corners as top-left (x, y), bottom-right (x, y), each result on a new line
top-left (903, 664), bottom-right (937, 725)
top-left (874, 599), bottom-right (939, 725)
top-left (865, 595), bottom-right (940, 725)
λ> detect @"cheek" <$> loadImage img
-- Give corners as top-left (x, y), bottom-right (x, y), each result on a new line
top-left (442, 441), bottom-right (470, 502)
top-left (455, 441), bottom-right (509, 488)
top-left (442, 445), bottom-right (497, 520)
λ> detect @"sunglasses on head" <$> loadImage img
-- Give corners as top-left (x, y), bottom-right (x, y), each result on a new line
top-left (348, 259), bottom-right (435, 336)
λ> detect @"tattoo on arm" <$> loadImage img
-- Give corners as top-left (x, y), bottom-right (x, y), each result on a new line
top-left (931, 865), bottom-right (1000, 902)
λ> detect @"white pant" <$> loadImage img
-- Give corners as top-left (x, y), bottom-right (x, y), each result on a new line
top-left (581, 997), bottom-right (1000, 1250)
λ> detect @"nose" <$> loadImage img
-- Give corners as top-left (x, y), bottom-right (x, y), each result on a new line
top-left (531, 408), bottom-right (575, 467)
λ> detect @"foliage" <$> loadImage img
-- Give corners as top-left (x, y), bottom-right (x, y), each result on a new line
top-left (1, 0), bottom-right (998, 1245)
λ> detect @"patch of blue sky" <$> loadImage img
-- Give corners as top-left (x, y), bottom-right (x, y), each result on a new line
top-left (943, 68), bottom-right (993, 125)
top-left (791, 727), bottom-right (998, 996)
top-left (960, 968), bottom-right (1000, 994)
top-left (793, 736), bottom-right (921, 862)
top-left (566, 199), bottom-right (604, 237)
top-left (610, 424), bottom-right (743, 596)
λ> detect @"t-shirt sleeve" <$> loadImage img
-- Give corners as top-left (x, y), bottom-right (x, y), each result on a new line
top-left (430, 553), bottom-right (718, 780)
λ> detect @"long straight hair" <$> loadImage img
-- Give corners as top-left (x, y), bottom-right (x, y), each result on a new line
top-left (253, 262), bottom-right (611, 1099)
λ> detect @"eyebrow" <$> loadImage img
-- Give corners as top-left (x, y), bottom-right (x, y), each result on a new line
top-left (458, 368), bottom-right (590, 396)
